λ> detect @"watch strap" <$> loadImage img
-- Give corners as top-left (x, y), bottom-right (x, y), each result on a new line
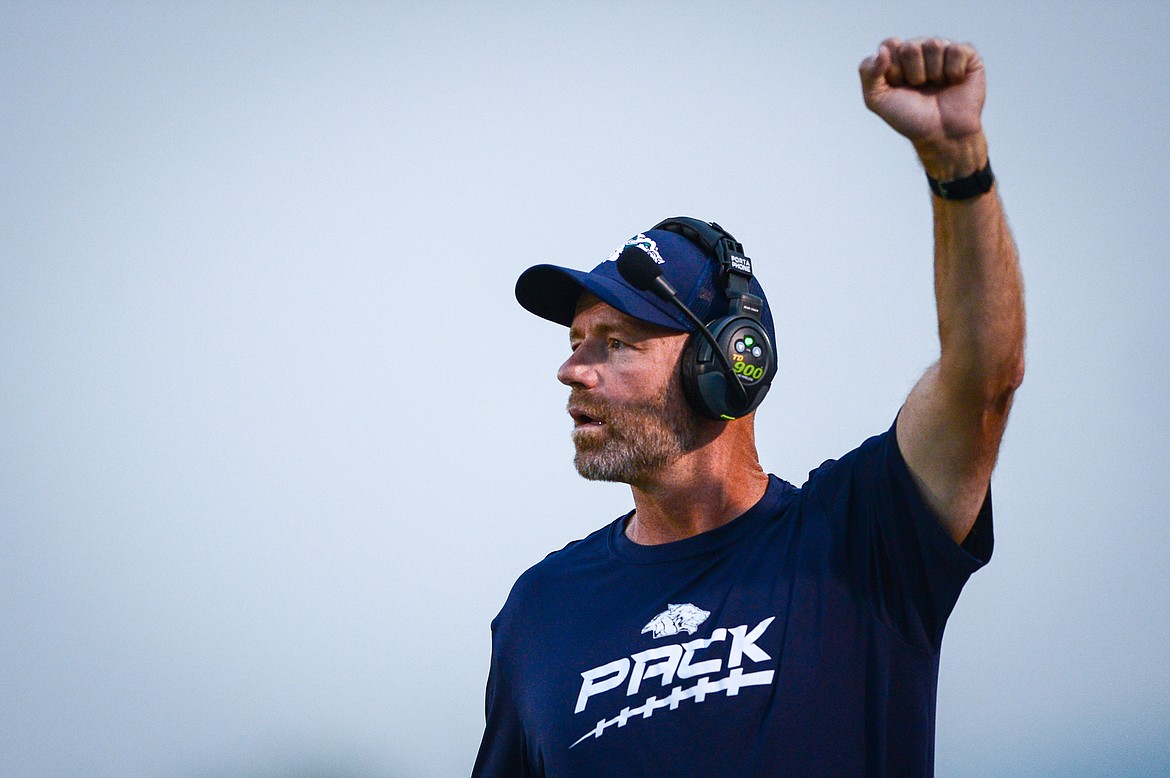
top-left (927, 162), bottom-right (995, 200)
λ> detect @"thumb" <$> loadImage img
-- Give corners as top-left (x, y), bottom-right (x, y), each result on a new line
top-left (858, 43), bottom-right (892, 109)
top-left (858, 48), bottom-right (886, 82)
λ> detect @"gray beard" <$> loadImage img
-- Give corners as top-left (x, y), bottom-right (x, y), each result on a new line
top-left (570, 383), bottom-right (700, 485)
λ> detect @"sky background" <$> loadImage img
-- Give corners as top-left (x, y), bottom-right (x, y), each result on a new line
top-left (2, 2), bottom-right (1168, 776)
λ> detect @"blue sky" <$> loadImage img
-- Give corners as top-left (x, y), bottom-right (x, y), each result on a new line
top-left (2, 3), bottom-right (1167, 776)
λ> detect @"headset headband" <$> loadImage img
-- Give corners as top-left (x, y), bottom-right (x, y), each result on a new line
top-left (651, 217), bottom-right (760, 318)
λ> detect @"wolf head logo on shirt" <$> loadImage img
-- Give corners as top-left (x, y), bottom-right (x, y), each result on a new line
top-left (642, 603), bottom-right (711, 639)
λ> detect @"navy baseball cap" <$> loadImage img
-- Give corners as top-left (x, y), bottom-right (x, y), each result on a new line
top-left (515, 224), bottom-right (776, 343)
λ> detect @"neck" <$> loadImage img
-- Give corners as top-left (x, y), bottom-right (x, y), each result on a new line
top-left (625, 418), bottom-right (770, 545)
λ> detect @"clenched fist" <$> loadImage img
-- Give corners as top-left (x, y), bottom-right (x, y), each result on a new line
top-left (859, 38), bottom-right (988, 180)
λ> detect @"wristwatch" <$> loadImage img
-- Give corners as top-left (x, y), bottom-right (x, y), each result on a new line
top-left (927, 162), bottom-right (995, 200)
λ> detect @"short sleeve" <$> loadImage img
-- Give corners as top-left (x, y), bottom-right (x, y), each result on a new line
top-left (471, 618), bottom-right (537, 777)
top-left (804, 421), bottom-right (993, 651)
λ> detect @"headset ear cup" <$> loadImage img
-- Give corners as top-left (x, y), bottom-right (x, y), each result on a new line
top-left (681, 317), bottom-right (776, 420)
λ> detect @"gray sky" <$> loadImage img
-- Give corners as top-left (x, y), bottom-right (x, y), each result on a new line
top-left (2, 2), bottom-right (1167, 776)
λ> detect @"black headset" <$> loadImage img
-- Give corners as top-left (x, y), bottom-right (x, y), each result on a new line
top-left (649, 217), bottom-right (778, 421)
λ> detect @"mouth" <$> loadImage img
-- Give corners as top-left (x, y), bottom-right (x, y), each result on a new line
top-left (568, 407), bottom-right (606, 429)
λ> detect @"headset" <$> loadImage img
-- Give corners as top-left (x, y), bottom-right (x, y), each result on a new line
top-left (617, 217), bottom-right (777, 420)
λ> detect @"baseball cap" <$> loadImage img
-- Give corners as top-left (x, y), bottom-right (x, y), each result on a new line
top-left (515, 222), bottom-right (776, 343)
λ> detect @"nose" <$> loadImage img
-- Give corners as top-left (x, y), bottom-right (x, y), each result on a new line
top-left (557, 346), bottom-right (598, 389)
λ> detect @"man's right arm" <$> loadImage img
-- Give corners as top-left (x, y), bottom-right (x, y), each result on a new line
top-left (472, 631), bottom-right (531, 777)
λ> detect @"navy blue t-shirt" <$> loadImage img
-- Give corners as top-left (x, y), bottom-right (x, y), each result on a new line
top-left (473, 425), bottom-right (993, 777)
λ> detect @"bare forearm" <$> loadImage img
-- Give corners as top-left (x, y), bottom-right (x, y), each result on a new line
top-left (927, 161), bottom-right (1026, 403)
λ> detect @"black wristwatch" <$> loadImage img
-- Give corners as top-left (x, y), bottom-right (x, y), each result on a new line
top-left (927, 162), bottom-right (995, 200)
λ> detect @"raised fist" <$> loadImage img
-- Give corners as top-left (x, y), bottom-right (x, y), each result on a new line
top-left (859, 38), bottom-right (988, 178)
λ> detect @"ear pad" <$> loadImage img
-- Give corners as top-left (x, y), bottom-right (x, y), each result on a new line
top-left (681, 315), bottom-right (777, 420)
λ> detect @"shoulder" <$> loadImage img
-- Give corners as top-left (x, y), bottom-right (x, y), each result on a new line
top-left (802, 427), bottom-right (896, 496)
top-left (800, 422), bottom-right (993, 567)
top-left (493, 517), bottom-right (622, 627)
top-left (525, 518), bottom-right (617, 580)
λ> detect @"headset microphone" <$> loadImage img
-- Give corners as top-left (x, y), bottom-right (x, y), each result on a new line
top-left (616, 246), bottom-right (753, 417)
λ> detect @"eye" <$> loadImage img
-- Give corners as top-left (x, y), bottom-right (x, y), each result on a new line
top-left (607, 338), bottom-right (625, 350)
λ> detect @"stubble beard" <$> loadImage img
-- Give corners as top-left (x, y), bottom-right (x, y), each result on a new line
top-left (570, 380), bottom-right (701, 485)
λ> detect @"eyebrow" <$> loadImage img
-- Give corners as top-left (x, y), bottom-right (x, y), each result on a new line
top-left (569, 321), bottom-right (618, 342)
top-left (570, 319), bottom-right (638, 341)
top-left (569, 317), bottom-right (671, 346)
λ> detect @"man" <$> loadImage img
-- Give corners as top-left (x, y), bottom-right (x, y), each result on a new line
top-left (473, 37), bottom-right (1024, 777)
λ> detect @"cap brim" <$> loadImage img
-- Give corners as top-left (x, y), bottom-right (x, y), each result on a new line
top-left (515, 264), bottom-right (691, 332)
